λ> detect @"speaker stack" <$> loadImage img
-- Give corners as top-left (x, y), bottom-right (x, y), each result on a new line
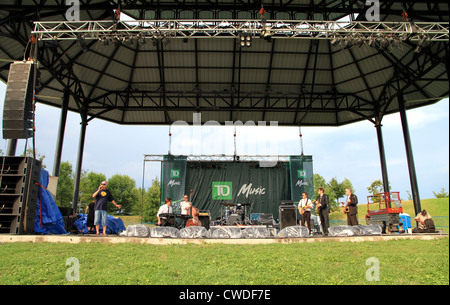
top-left (2, 61), bottom-right (35, 139)
top-left (279, 201), bottom-right (297, 230)
top-left (0, 156), bottom-right (41, 234)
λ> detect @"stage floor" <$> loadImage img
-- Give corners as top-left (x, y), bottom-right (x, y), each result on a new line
top-left (0, 233), bottom-right (447, 245)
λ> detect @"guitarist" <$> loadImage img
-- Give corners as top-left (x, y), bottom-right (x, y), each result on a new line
top-left (344, 188), bottom-right (359, 226)
top-left (316, 188), bottom-right (330, 235)
top-left (298, 192), bottom-right (313, 234)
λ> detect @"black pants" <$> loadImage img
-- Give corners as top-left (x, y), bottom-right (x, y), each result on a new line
top-left (319, 209), bottom-right (330, 234)
top-left (347, 213), bottom-right (358, 226)
top-left (301, 211), bottom-right (312, 233)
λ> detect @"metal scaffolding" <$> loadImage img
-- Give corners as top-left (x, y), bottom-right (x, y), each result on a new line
top-left (143, 154), bottom-right (290, 162)
top-left (33, 19), bottom-right (449, 42)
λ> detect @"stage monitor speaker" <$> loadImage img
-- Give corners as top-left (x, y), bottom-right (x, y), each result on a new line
top-left (2, 61), bottom-right (35, 139)
top-left (279, 206), bottom-right (297, 230)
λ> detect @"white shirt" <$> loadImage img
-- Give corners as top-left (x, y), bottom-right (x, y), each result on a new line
top-left (299, 198), bottom-right (312, 211)
top-left (180, 201), bottom-right (192, 215)
top-left (157, 204), bottom-right (173, 217)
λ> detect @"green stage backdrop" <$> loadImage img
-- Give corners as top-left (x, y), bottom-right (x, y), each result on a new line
top-left (289, 155), bottom-right (314, 204)
top-left (160, 155), bottom-right (313, 220)
top-left (160, 155), bottom-right (187, 205)
top-left (184, 161), bottom-right (291, 220)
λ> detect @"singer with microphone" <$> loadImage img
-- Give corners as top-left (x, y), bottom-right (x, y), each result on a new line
top-left (92, 181), bottom-right (121, 235)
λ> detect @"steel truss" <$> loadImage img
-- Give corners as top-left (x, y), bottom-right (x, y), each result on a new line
top-left (143, 154), bottom-right (290, 162)
top-left (33, 19), bottom-right (449, 42)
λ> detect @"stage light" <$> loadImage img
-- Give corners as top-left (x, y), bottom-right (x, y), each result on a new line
top-left (99, 36), bottom-right (109, 46)
top-left (238, 33), bottom-right (252, 47)
top-left (391, 36), bottom-right (402, 49)
top-left (343, 36), bottom-right (353, 48)
top-left (161, 36), bottom-right (170, 47)
top-left (76, 34), bottom-right (88, 52)
top-left (353, 36), bottom-right (364, 47)
top-left (415, 35), bottom-right (428, 53)
top-left (138, 35), bottom-right (146, 45)
top-left (378, 37), bottom-right (389, 50)
top-left (368, 35), bottom-right (376, 47)
top-left (331, 35), bottom-right (339, 46)
top-left (261, 26), bottom-right (272, 42)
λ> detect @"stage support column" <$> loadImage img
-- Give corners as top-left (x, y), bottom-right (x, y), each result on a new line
top-left (375, 122), bottom-right (390, 194)
top-left (6, 139), bottom-right (17, 156)
top-left (71, 109), bottom-right (88, 213)
top-left (398, 94), bottom-right (421, 216)
top-left (52, 90), bottom-right (69, 177)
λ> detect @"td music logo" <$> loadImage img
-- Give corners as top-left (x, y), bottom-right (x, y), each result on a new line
top-left (212, 182), bottom-right (232, 200)
top-left (212, 182), bottom-right (267, 200)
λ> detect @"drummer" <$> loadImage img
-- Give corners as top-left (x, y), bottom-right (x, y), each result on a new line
top-left (180, 195), bottom-right (192, 215)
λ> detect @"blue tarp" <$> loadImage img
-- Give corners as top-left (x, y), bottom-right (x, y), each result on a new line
top-left (34, 169), bottom-right (67, 234)
top-left (74, 213), bottom-right (126, 235)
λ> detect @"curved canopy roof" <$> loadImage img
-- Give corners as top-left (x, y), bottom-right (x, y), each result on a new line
top-left (0, 1), bottom-right (448, 126)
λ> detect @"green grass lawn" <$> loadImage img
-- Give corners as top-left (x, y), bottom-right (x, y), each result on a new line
top-left (1, 238), bottom-right (448, 285)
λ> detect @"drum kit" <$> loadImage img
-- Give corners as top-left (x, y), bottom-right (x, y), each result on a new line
top-left (217, 202), bottom-right (252, 225)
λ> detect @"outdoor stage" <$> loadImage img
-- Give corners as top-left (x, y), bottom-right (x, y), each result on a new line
top-left (1, 233), bottom-right (447, 246)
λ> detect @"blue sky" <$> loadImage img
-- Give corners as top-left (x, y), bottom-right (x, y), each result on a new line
top-left (0, 82), bottom-right (448, 202)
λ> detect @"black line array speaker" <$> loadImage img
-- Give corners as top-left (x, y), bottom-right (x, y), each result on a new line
top-left (2, 61), bottom-right (35, 139)
top-left (0, 156), bottom-right (41, 234)
top-left (279, 205), bottom-right (297, 230)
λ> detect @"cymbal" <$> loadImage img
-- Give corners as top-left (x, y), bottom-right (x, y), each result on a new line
top-left (218, 202), bottom-right (251, 206)
top-left (219, 202), bottom-right (235, 206)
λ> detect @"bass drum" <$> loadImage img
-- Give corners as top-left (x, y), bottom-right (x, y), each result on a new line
top-left (226, 214), bottom-right (242, 225)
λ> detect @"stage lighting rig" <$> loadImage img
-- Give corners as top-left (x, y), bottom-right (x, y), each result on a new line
top-left (238, 32), bottom-right (252, 47)
top-left (330, 35), bottom-right (339, 46)
top-left (415, 35), bottom-right (428, 53)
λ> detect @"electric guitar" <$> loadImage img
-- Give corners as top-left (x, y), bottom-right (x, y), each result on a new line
top-left (299, 199), bottom-right (312, 215)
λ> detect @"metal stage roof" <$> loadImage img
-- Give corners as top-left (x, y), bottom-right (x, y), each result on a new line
top-left (0, 1), bottom-right (449, 126)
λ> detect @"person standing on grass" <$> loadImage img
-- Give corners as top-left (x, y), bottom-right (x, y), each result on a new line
top-left (92, 181), bottom-right (121, 236)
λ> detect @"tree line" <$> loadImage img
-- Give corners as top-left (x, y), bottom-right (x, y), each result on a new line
top-left (54, 160), bottom-right (448, 223)
top-left (56, 161), bottom-right (161, 222)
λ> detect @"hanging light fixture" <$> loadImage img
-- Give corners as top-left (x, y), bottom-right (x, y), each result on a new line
top-left (238, 32), bottom-right (252, 47)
